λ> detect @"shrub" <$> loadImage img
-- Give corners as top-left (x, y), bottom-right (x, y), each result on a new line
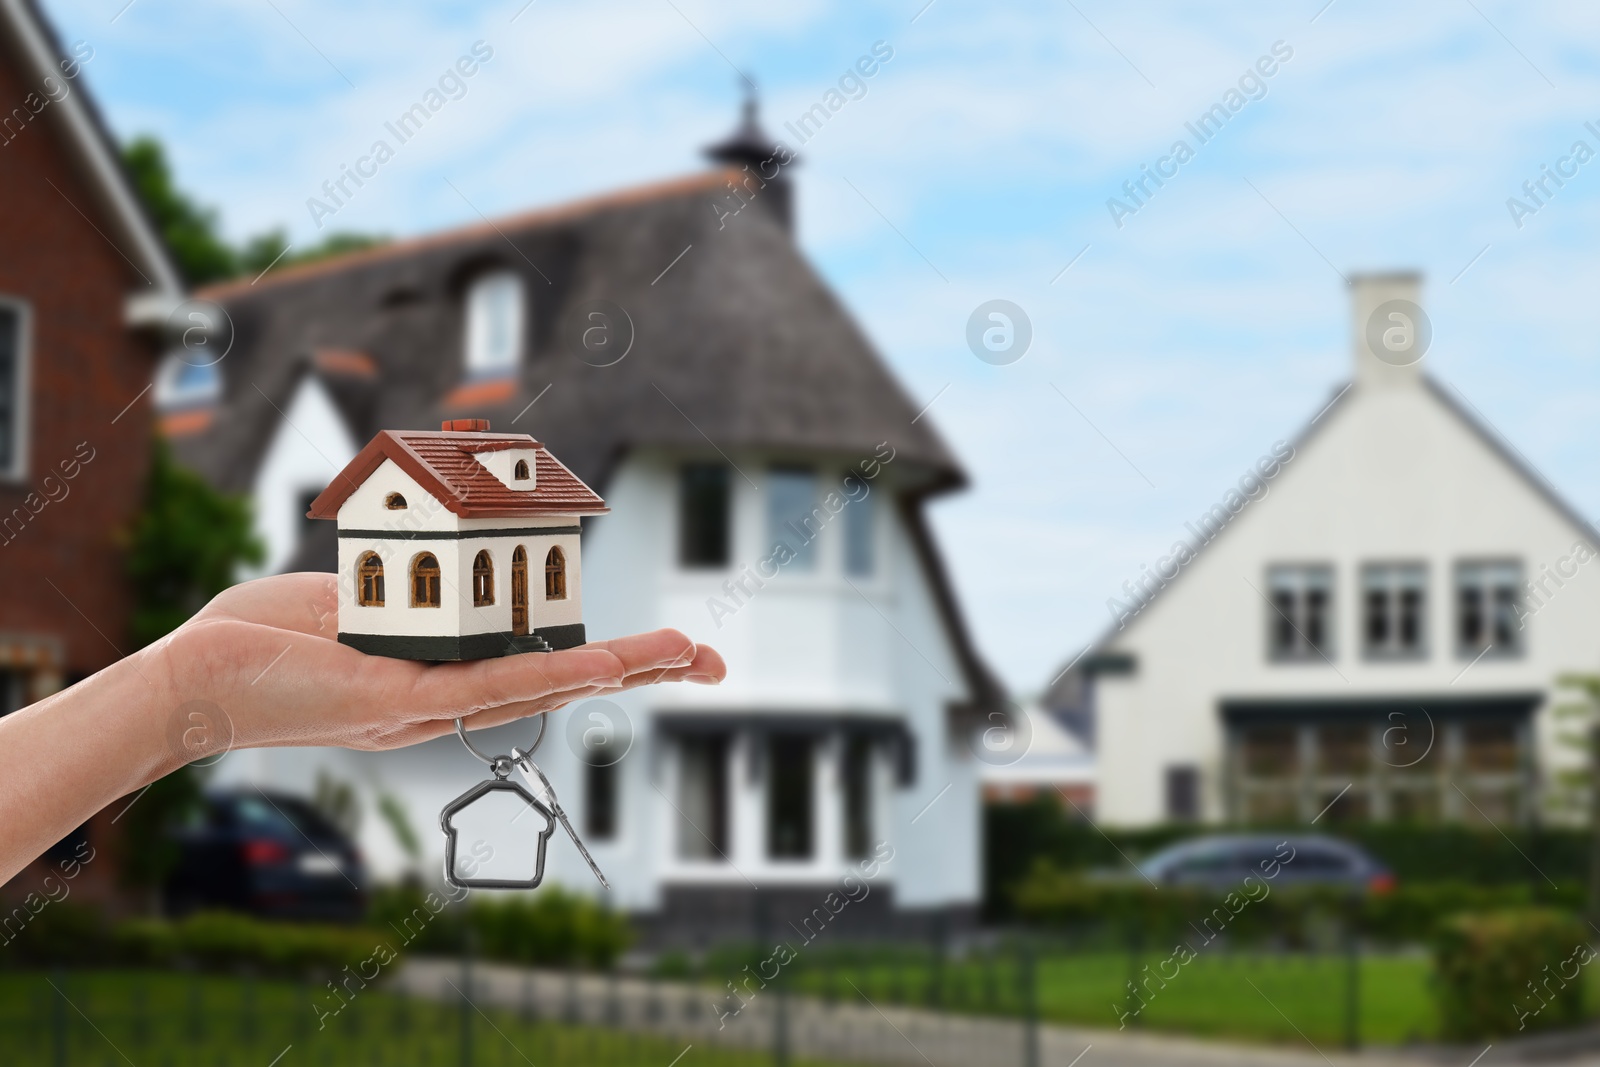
top-left (467, 889), bottom-right (632, 969)
top-left (1432, 909), bottom-right (1591, 1039)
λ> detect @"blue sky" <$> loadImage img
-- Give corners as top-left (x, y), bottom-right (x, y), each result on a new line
top-left (45, 0), bottom-right (1600, 692)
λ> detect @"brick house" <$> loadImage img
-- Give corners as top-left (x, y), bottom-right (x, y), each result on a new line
top-left (0, 0), bottom-right (182, 911)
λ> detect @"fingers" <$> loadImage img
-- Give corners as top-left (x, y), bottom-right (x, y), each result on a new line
top-left (400, 647), bottom-right (627, 718)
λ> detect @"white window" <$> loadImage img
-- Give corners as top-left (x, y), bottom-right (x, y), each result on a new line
top-left (766, 465), bottom-right (820, 573)
top-left (0, 297), bottom-right (30, 480)
top-left (1362, 563), bottom-right (1427, 659)
top-left (842, 477), bottom-right (875, 578)
top-left (153, 350), bottom-right (222, 409)
top-left (464, 271), bottom-right (524, 375)
top-left (1456, 560), bottom-right (1524, 658)
top-left (1267, 564), bottom-right (1334, 661)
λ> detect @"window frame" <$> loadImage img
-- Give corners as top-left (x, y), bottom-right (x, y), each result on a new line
top-left (411, 552), bottom-right (442, 608)
top-left (1265, 562), bottom-right (1337, 663)
top-left (1454, 558), bottom-right (1526, 660)
top-left (677, 462), bottom-right (732, 570)
top-left (152, 349), bottom-right (222, 410)
top-left (356, 551), bottom-right (385, 607)
top-left (1360, 560), bottom-right (1429, 662)
top-left (472, 549), bottom-right (494, 607)
top-left (0, 295), bottom-right (32, 483)
top-left (544, 545), bottom-right (567, 600)
top-left (463, 270), bottom-right (525, 377)
top-left (765, 464), bottom-right (822, 575)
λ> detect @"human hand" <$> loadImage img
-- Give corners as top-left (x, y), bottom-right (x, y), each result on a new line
top-left (153, 571), bottom-right (725, 757)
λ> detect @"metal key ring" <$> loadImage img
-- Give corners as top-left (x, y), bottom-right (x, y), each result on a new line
top-left (454, 712), bottom-right (547, 767)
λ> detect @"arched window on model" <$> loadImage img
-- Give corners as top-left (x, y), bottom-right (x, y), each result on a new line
top-left (384, 492), bottom-right (407, 510)
top-left (472, 550), bottom-right (494, 606)
top-left (411, 553), bottom-right (441, 607)
top-left (357, 552), bottom-right (385, 607)
top-left (545, 546), bottom-right (567, 600)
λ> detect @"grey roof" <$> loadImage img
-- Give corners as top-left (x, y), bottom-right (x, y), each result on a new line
top-left (182, 169), bottom-right (960, 498)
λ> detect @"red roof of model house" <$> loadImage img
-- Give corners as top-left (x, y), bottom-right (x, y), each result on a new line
top-left (306, 420), bottom-right (609, 520)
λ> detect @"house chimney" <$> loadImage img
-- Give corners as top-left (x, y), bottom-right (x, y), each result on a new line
top-left (1349, 272), bottom-right (1428, 388)
top-left (703, 90), bottom-right (796, 232)
top-left (441, 418), bottom-right (491, 432)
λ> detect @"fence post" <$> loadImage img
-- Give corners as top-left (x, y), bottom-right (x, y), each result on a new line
top-left (772, 970), bottom-right (790, 1067)
top-left (459, 930), bottom-right (475, 1067)
top-left (50, 969), bottom-right (66, 1067)
top-left (1020, 943), bottom-right (1039, 1067)
top-left (1344, 895), bottom-right (1360, 1050)
top-left (929, 911), bottom-right (947, 1010)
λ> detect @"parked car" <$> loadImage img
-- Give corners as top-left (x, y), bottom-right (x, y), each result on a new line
top-left (164, 789), bottom-right (367, 921)
top-left (1134, 834), bottom-right (1394, 893)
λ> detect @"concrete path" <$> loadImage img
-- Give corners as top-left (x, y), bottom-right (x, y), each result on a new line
top-left (392, 957), bottom-right (1597, 1067)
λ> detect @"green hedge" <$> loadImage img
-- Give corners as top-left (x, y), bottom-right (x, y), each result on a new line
top-left (368, 884), bottom-right (632, 969)
top-left (1012, 863), bottom-right (1585, 946)
top-left (1433, 909), bottom-right (1591, 1039)
top-left (985, 798), bottom-right (1592, 919)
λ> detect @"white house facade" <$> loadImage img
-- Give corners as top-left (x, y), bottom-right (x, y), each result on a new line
top-left (1059, 273), bottom-right (1600, 829)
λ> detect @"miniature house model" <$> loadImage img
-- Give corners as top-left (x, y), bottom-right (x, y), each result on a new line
top-left (306, 419), bottom-right (608, 660)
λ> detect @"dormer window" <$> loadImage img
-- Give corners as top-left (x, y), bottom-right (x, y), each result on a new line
top-left (464, 270), bottom-right (523, 376)
top-left (153, 349), bottom-right (221, 409)
top-left (384, 492), bottom-right (407, 510)
top-left (514, 459), bottom-right (530, 480)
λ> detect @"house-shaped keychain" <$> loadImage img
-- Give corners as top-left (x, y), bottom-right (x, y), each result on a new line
top-left (306, 418), bottom-right (608, 661)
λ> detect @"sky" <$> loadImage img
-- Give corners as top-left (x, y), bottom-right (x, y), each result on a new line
top-left (42, 0), bottom-right (1600, 694)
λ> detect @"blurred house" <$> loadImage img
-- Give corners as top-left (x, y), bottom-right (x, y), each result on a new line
top-left (977, 703), bottom-right (1094, 811)
top-left (168, 107), bottom-right (1001, 937)
top-left (1048, 274), bottom-right (1600, 827)
top-left (0, 0), bottom-right (182, 907)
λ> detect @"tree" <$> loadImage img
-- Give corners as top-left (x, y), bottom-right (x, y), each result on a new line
top-left (1553, 673), bottom-right (1600, 923)
top-left (122, 136), bottom-right (236, 285)
top-left (114, 442), bottom-right (264, 902)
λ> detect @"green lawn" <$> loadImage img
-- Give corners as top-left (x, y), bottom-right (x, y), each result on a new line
top-left (788, 948), bottom-right (1440, 1046)
top-left (0, 970), bottom-right (853, 1067)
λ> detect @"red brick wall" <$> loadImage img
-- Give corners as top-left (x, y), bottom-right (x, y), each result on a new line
top-left (0, 37), bottom-right (161, 680)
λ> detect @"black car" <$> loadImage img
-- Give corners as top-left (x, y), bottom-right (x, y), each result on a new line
top-left (1135, 834), bottom-right (1394, 893)
top-left (164, 789), bottom-right (367, 921)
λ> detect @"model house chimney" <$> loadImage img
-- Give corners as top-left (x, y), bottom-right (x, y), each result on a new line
top-left (1349, 272), bottom-right (1427, 389)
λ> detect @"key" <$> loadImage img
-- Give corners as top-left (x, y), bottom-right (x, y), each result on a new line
top-left (512, 750), bottom-right (610, 890)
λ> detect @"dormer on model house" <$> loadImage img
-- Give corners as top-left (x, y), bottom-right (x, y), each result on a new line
top-left (306, 418), bottom-right (608, 660)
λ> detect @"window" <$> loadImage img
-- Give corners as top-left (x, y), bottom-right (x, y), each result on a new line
top-left (0, 299), bottom-right (26, 478)
top-left (678, 463), bottom-right (730, 568)
top-left (585, 762), bottom-right (617, 841)
top-left (411, 553), bottom-right (441, 607)
top-left (767, 734), bottom-right (814, 860)
top-left (464, 271), bottom-right (523, 375)
top-left (767, 466), bottom-right (820, 573)
top-left (842, 734), bottom-right (872, 860)
top-left (513, 459), bottom-right (530, 481)
top-left (357, 552), bottom-right (385, 606)
top-left (385, 492), bottom-right (407, 510)
top-left (676, 734), bottom-right (729, 860)
top-left (544, 546), bottom-right (566, 600)
top-left (298, 488), bottom-right (320, 540)
top-left (1267, 564), bottom-right (1334, 660)
top-left (1457, 561), bottom-right (1523, 657)
top-left (472, 550), bottom-right (494, 607)
top-left (1363, 563), bottom-right (1427, 659)
top-left (842, 477), bottom-right (875, 578)
top-left (153, 350), bottom-right (221, 409)
top-left (0, 669), bottom-right (27, 717)
top-left (1165, 765), bottom-right (1199, 821)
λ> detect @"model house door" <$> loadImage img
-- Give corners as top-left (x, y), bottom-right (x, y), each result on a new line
top-left (511, 546), bottom-right (528, 635)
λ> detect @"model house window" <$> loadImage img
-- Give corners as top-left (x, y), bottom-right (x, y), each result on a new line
top-left (767, 466), bottom-right (820, 573)
top-left (678, 463), bottom-right (730, 568)
top-left (153, 351), bottom-right (221, 409)
top-left (677, 734), bottom-right (729, 861)
top-left (842, 734), bottom-right (872, 860)
top-left (767, 734), bottom-right (814, 860)
top-left (411, 553), bottom-right (441, 607)
top-left (585, 762), bottom-right (617, 841)
top-left (1363, 563), bottom-right (1426, 658)
top-left (1457, 560), bottom-right (1523, 657)
top-left (545, 546), bottom-right (566, 599)
top-left (357, 552), bottom-right (385, 607)
top-left (514, 459), bottom-right (530, 480)
top-left (464, 271), bottom-right (523, 376)
top-left (1165, 765), bottom-right (1199, 821)
top-left (385, 492), bottom-right (407, 510)
top-left (472, 550), bottom-right (494, 606)
top-left (1267, 564), bottom-right (1334, 660)
top-left (843, 482), bottom-right (875, 578)
top-left (0, 300), bottom-right (24, 478)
